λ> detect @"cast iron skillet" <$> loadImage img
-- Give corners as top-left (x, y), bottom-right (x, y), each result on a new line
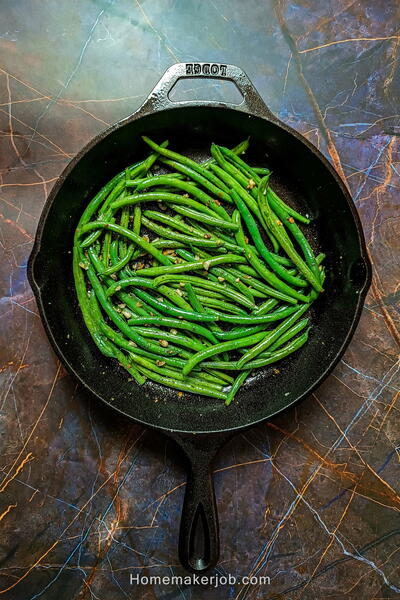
top-left (28, 63), bottom-right (371, 573)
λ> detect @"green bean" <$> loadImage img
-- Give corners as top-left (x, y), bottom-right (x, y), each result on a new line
top-left (160, 158), bottom-right (233, 202)
top-left (189, 219), bottom-right (236, 246)
top-left (266, 186), bottom-right (310, 225)
top-left (213, 324), bottom-right (267, 341)
top-left (79, 221), bottom-right (173, 266)
top-left (135, 284), bottom-right (298, 325)
top-left (252, 298), bottom-right (279, 315)
top-left (134, 175), bottom-right (231, 220)
top-left (212, 306), bottom-right (298, 324)
top-left (214, 150), bottom-right (279, 254)
top-left (132, 289), bottom-right (216, 321)
top-left (202, 330), bottom-right (309, 370)
top-left (230, 266), bottom-right (298, 304)
top-left (211, 143), bottom-right (260, 194)
top-left (220, 145), bottom-right (310, 225)
top-left (141, 136), bottom-right (231, 196)
top-left (267, 191), bottom-right (321, 283)
top-left (183, 284), bottom-right (228, 359)
top-left (127, 353), bottom-right (225, 391)
top-left (237, 303), bottom-right (310, 367)
top-left (78, 151), bottom-right (160, 248)
top-left (130, 327), bottom-right (207, 352)
top-left (101, 228), bottom-right (112, 268)
top-left (153, 274), bottom-right (254, 309)
top-left (133, 172), bottom-right (186, 185)
top-left (232, 208), bottom-right (309, 303)
top-left (127, 315), bottom-right (218, 345)
top-left (119, 196), bottom-right (130, 245)
top-left (208, 151), bottom-right (279, 246)
top-left (258, 178), bottom-right (322, 292)
top-left (73, 248), bottom-right (110, 356)
top-left (142, 209), bottom-right (206, 236)
top-left (185, 283), bottom-right (206, 313)
top-left (203, 139), bottom-right (249, 168)
top-left (225, 370), bottom-right (250, 405)
top-left (84, 261), bottom-right (181, 357)
top-left (261, 317), bottom-right (309, 353)
top-left (89, 246), bottom-right (159, 318)
top-left (194, 295), bottom-right (248, 315)
top-left (99, 319), bottom-right (188, 367)
top-left (180, 247), bottom-right (255, 301)
top-left (213, 300), bottom-right (279, 341)
top-left (236, 262), bottom-right (299, 304)
top-left (141, 211), bottom-right (238, 251)
top-left (135, 253), bottom-right (245, 278)
top-left (101, 244), bottom-right (134, 276)
top-left (170, 282), bottom-right (225, 300)
top-left (240, 329), bottom-right (310, 369)
top-left (218, 145), bottom-right (262, 183)
top-left (133, 205), bottom-right (141, 235)
top-left (140, 216), bottom-right (240, 252)
top-left (133, 364), bottom-right (228, 400)
top-left (182, 329), bottom-right (270, 375)
top-left (252, 166), bottom-right (270, 175)
top-left (171, 204), bottom-right (238, 230)
top-left (77, 175), bottom-right (125, 228)
top-left (232, 190), bottom-right (309, 288)
top-left (87, 290), bottom-right (146, 384)
top-left (112, 191), bottom-right (224, 220)
top-left (105, 277), bottom-right (158, 296)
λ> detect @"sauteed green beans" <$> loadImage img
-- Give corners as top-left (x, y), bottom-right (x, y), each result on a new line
top-left (74, 138), bottom-right (325, 405)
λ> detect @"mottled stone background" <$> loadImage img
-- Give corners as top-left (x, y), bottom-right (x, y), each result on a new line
top-left (0, 1), bottom-right (399, 599)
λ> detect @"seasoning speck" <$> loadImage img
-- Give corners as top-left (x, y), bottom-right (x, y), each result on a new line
top-left (156, 360), bottom-right (166, 367)
top-left (203, 261), bottom-right (211, 271)
top-left (159, 339), bottom-right (169, 347)
top-left (79, 261), bottom-right (88, 270)
top-left (246, 178), bottom-right (256, 189)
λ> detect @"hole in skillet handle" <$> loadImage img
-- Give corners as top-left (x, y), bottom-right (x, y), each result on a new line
top-left (179, 460), bottom-right (219, 573)
top-left (173, 431), bottom-right (233, 573)
top-left (168, 77), bottom-right (244, 105)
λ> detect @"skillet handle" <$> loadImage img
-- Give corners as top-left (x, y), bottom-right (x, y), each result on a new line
top-left (135, 62), bottom-right (274, 118)
top-left (171, 432), bottom-right (232, 573)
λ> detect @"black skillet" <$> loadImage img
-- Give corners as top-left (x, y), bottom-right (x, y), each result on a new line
top-left (28, 63), bottom-right (371, 573)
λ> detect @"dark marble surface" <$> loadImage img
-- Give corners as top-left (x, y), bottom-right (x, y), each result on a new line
top-left (1, 1), bottom-right (399, 599)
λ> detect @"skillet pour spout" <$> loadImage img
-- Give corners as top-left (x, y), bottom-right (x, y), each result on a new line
top-left (28, 63), bottom-right (372, 572)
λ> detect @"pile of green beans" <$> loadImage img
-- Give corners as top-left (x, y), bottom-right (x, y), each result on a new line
top-left (73, 137), bottom-right (325, 405)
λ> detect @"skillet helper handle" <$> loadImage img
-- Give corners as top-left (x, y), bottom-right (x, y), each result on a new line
top-left (135, 62), bottom-right (274, 118)
top-left (174, 433), bottom-right (232, 573)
